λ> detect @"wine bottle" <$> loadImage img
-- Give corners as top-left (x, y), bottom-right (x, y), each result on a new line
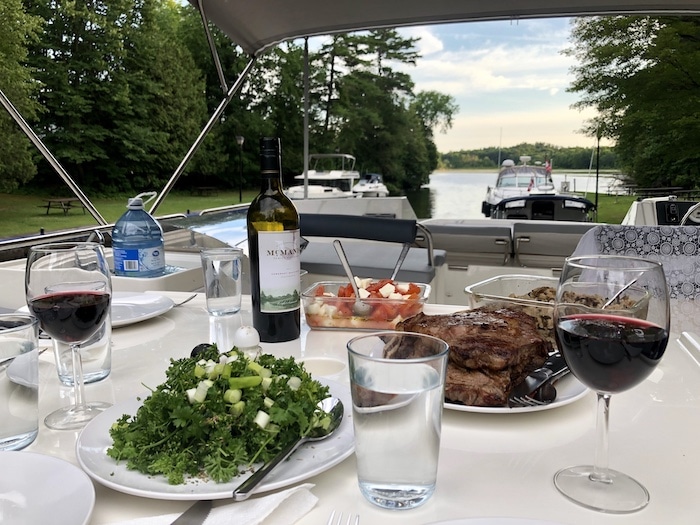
top-left (246, 137), bottom-right (301, 342)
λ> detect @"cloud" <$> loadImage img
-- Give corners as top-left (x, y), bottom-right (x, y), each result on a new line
top-left (396, 19), bottom-right (598, 152)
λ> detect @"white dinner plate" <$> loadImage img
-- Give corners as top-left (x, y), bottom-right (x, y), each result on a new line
top-left (0, 451), bottom-right (95, 525)
top-left (17, 292), bottom-right (175, 329)
top-left (110, 292), bottom-right (175, 328)
top-left (444, 374), bottom-right (589, 414)
top-left (76, 379), bottom-right (354, 500)
top-left (426, 519), bottom-right (566, 525)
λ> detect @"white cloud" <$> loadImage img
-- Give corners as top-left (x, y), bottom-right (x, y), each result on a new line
top-left (396, 19), bottom-right (598, 152)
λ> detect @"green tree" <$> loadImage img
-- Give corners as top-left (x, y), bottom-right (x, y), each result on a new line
top-left (23, 0), bottom-right (207, 194)
top-left (0, 0), bottom-right (41, 191)
top-left (565, 16), bottom-right (700, 187)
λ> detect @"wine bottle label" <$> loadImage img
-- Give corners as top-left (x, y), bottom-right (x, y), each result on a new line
top-left (256, 229), bottom-right (301, 313)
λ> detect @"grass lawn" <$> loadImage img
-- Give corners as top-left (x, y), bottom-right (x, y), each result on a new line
top-left (0, 190), bottom-right (637, 241)
top-left (0, 190), bottom-right (260, 240)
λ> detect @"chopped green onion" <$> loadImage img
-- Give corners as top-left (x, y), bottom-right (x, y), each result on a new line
top-left (228, 375), bottom-right (263, 389)
top-left (253, 410), bottom-right (270, 428)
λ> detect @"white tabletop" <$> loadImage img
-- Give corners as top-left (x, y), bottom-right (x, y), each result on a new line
top-left (24, 292), bottom-right (700, 525)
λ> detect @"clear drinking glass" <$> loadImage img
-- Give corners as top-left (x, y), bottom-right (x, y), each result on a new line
top-left (25, 242), bottom-right (113, 430)
top-left (553, 255), bottom-right (670, 513)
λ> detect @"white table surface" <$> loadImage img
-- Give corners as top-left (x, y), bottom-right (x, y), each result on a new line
top-left (23, 292), bottom-right (700, 525)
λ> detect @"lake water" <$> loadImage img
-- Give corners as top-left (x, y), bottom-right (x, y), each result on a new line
top-left (405, 170), bottom-right (618, 220)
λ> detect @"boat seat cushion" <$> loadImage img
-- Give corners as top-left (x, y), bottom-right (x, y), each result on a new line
top-left (300, 240), bottom-right (446, 284)
top-left (421, 219), bottom-right (513, 267)
top-left (512, 221), bottom-right (597, 268)
top-left (573, 224), bottom-right (700, 302)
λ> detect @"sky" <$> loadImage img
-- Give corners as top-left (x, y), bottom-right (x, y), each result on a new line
top-left (394, 18), bottom-right (602, 153)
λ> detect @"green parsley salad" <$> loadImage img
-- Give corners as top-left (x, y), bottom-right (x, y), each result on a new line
top-left (107, 344), bottom-right (330, 485)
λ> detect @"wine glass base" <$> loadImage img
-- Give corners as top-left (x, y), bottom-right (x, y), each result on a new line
top-left (554, 465), bottom-right (650, 513)
top-left (44, 401), bottom-right (112, 431)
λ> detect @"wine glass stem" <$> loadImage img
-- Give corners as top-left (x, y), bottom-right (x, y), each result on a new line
top-left (70, 343), bottom-right (87, 410)
top-left (591, 392), bottom-right (613, 484)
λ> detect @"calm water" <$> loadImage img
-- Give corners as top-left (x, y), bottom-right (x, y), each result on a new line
top-left (405, 171), bottom-right (618, 220)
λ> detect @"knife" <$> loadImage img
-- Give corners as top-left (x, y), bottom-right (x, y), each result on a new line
top-left (509, 352), bottom-right (569, 400)
top-left (170, 500), bottom-right (212, 525)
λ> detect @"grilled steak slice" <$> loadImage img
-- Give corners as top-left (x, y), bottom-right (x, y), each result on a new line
top-left (444, 363), bottom-right (511, 407)
top-left (396, 308), bottom-right (551, 372)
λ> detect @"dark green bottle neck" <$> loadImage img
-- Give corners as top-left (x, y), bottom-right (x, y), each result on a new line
top-left (259, 137), bottom-right (283, 192)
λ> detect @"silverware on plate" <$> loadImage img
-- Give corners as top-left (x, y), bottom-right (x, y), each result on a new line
top-left (508, 352), bottom-right (569, 408)
top-left (169, 499), bottom-right (211, 525)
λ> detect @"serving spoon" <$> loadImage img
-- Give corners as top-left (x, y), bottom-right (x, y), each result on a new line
top-left (332, 240), bottom-right (372, 317)
top-left (232, 396), bottom-right (344, 501)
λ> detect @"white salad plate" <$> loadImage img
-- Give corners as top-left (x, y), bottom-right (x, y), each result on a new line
top-left (444, 374), bottom-right (588, 414)
top-left (0, 451), bottom-right (95, 525)
top-left (110, 292), bottom-right (175, 327)
top-left (428, 518), bottom-right (560, 525)
top-left (76, 379), bottom-right (354, 500)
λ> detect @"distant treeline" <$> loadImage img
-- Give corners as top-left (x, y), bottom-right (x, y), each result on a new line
top-left (439, 142), bottom-right (619, 171)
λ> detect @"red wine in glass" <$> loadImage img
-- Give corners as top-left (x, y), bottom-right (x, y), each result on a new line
top-left (556, 313), bottom-right (668, 394)
top-left (553, 255), bottom-right (670, 514)
top-left (25, 242), bottom-right (113, 431)
top-left (28, 290), bottom-right (110, 344)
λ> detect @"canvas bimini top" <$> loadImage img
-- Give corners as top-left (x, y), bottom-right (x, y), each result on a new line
top-left (189, 0), bottom-right (700, 56)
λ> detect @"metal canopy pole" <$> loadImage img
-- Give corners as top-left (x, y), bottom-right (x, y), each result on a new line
top-left (0, 88), bottom-right (108, 225)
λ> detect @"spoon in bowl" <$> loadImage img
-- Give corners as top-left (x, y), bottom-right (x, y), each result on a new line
top-left (232, 396), bottom-right (344, 501)
top-left (332, 240), bottom-right (373, 317)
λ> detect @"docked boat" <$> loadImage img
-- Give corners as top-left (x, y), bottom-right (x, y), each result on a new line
top-left (482, 156), bottom-right (556, 217)
top-left (284, 153), bottom-right (360, 199)
top-left (490, 194), bottom-right (596, 221)
top-left (352, 173), bottom-right (389, 197)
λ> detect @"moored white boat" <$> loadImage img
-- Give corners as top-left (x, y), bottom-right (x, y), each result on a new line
top-left (285, 153), bottom-right (360, 200)
top-left (352, 173), bottom-right (389, 197)
top-left (482, 156), bottom-right (556, 217)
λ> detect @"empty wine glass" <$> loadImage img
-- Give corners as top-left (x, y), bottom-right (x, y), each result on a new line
top-left (553, 255), bottom-right (670, 513)
top-left (25, 242), bottom-right (112, 430)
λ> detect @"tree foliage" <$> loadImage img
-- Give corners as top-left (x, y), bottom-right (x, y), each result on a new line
top-left (565, 16), bottom-right (700, 188)
top-left (3, 2), bottom-right (458, 195)
top-left (0, 0), bottom-right (41, 191)
top-left (440, 142), bottom-right (619, 171)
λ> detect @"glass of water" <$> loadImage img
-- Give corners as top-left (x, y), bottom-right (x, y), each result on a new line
top-left (200, 247), bottom-right (243, 316)
top-left (347, 331), bottom-right (449, 510)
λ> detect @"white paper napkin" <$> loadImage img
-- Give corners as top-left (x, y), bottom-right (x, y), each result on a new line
top-left (108, 484), bottom-right (318, 525)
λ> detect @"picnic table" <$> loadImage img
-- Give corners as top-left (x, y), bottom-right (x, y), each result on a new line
top-left (39, 197), bottom-right (86, 215)
top-left (190, 186), bottom-right (219, 196)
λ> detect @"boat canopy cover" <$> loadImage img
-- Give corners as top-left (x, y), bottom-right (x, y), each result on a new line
top-left (190, 0), bottom-right (700, 56)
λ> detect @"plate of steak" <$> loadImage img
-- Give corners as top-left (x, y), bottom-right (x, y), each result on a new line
top-left (396, 307), bottom-right (588, 412)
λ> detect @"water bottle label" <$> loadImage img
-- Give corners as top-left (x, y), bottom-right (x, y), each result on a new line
top-left (113, 247), bottom-right (165, 275)
top-left (256, 230), bottom-right (300, 313)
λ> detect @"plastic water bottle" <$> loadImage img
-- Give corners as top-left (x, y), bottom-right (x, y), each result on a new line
top-left (112, 192), bottom-right (165, 278)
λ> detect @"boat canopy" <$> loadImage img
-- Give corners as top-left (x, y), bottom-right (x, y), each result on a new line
top-left (190, 0), bottom-right (700, 56)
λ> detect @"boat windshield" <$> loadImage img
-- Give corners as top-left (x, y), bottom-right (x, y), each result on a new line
top-left (498, 167), bottom-right (551, 188)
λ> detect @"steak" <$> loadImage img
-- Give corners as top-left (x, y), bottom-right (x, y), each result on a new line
top-left (396, 307), bottom-right (552, 406)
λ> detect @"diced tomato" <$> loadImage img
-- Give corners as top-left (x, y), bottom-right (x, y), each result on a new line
top-left (336, 302), bottom-right (353, 317)
top-left (366, 279), bottom-right (392, 293)
top-left (370, 303), bottom-right (394, 321)
top-left (406, 283), bottom-right (421, 295)
top-left (314, 285), bottom-right (326, 296)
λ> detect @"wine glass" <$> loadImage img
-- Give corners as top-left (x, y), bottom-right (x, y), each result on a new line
top-left (25, 242), bottom-right (112, 430)
top-left (553, 255), bottom-right (670, 513)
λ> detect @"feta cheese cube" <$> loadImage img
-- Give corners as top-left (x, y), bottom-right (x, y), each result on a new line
top-left (378, 282), bottom-right (396, 297)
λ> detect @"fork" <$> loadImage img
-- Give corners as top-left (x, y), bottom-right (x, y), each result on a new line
top-left (327, 510), bottom-right (360, 525)
top-left (509, 393), bottom-right (551, 407)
